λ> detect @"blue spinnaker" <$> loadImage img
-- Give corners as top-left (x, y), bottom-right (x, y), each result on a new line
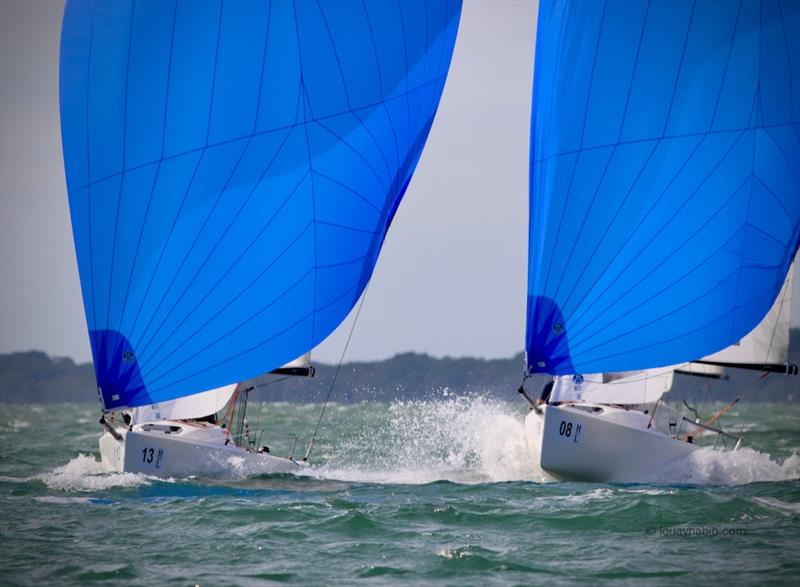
top-left (60, 0), bottom-right (461, 409)
top-left (527, 0), bottom-right (800, 375)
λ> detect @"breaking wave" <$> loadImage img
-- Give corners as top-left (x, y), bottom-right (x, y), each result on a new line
top-left (37, 454), bottom-right (153, 492)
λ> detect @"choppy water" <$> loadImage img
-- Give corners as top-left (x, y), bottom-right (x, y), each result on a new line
top-left (1, 398), bottom-right (798, 585)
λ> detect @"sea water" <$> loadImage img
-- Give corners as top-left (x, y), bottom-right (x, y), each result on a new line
top-left (0, 398), bottom-right (798, 586)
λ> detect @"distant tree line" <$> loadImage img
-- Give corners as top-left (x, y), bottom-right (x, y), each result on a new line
top-left (1, 330), bottom-right (798, 404)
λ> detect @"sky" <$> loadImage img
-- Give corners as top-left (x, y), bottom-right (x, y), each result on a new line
top-left (0, 0), bottom-right (537, 365)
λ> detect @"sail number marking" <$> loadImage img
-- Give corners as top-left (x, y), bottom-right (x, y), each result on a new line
top-left (558, 420), bottom-right (582, 444)
top-left (141, 447), bottom-right (165, 468)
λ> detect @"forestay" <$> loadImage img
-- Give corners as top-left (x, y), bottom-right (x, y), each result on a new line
top-left (525, 0), bottom-right (800, 376)
top-left (60, 0), bottom-right (461, 409)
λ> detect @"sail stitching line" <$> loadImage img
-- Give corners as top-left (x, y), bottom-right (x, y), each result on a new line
top-left (139, 171), bottom-right (312, 379)
top-left (103, 1), bottom-right (136, 358)
top-left (565, 128), bottom-right (751, 352)
top-left (134, 138), bottom-right (254, 357)
top-left (132, 132), bottom-right (296, 359)
top-left (71, 74), bottom-right (448, 195)
top-left (396, 0), bottom-right (413, 161)
top-left (534, 120), bottom-right (796, 165)
top-left (762, 127), bottom-right (800, 194)
top-left (131, 0), bottom-right (283, 361)
top-left (84, 3), bottom-right (99, 350)
top-left (561, 60), bottom-right (764, 335)
top-left (142, 225), bottom-right (316, 385)
top-left (561, 132), bottom-right (709, 330)
top-left (550, 0), bottom-right (652, 307)
top-left (560, 0), bottom-right (764, 350)
top-left (114, 0), bottom-right (179, 339)
top-left (538, 0), bottom-right (609, 308)
top-left (776, 1), bottom-right (795, 124)
top-left (708, 0), bottom-right (745, 131)
top-left (146, 278), bottom-right (363, 395)
top-left (728, 6), bottom-right (762, 346)
top-left (571, 230), bottom-right (745, 360)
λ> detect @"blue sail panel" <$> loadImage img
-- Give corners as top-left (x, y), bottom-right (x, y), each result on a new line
top-left (60, 0), bottom-right (461, 409)
top-left (526, 0), bottom-right (800, 375)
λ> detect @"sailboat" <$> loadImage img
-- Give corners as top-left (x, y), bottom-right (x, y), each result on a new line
top-left (519, 0), bottom-right (800, 482)
top-left (59, 0), bottom-right (461, 478)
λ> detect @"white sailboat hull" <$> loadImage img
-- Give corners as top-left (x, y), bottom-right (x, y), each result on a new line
top-left (99, 421), bottom-right (308, 479)
top-left (525, 403), bottom-right (698, 482)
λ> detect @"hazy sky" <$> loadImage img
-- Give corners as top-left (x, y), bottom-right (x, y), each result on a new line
top-left (0, 0), bottom-right (537, 365)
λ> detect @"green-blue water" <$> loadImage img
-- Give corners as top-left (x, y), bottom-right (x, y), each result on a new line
top-left (1, 398), bottom-right (798, 585)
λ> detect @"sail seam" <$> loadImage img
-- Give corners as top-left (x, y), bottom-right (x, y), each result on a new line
top-left (538, 0), bottom-right (609, 305)
top-left (565, 129), bottom-right (751, 348)
top-left (103, 1), bottom-right (136, 358)
top-left (137, 166), bottom-right (311, 374)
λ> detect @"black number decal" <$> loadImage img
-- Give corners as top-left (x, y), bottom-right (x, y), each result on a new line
top-left (142, 447), bottom-right (154, 463)
top-left (559, 421), bottom-right (573, 437)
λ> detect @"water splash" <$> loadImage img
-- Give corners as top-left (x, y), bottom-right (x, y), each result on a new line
top-left (645, 447), bottom-right (800, 485)
top-left (311, 396), bottom-right (798, 486)
top-left (312, 395), bottom-right (551, 484)
top-left (37, 454), bottom-right (152, 492)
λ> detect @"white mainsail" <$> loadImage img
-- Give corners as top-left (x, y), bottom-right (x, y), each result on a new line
top-left (550, 369), bottom-right (674, 405)
top-left (131, 353), bottom-right (313, 424)
top-left (132, 384), bottom-right (237, 424)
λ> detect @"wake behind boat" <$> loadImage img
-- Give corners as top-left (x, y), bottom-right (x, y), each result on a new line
top-left (517, 1), bottom-right (800, 482)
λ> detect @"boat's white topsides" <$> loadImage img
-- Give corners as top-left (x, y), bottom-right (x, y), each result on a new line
top-left (526, 402), bottom-right (698, 482)
top-left (99, 418), bottom-right (308, 480)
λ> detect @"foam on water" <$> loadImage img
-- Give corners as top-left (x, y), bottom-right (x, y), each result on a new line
top-left (33, 496), bottom-right (103, 505)
top-left (645, 446), bottom-right (800, 485)
top-left (37, 454), bottom-right (152, 492)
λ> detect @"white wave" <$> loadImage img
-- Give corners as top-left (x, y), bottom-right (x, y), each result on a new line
top-left (33, 496), bottom-right (98, 505)
top-left (37, 454), bottom-right (152, 492)
top-left (644, 447), bottom-right (800, 485)
top-left (752, 496), bottom-right (800, 515)
top-left (312, 395), bottom-right (551, 485)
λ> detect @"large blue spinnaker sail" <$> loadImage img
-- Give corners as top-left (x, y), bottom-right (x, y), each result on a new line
top-left (60, 0), bottom-right (461, 409)
top-left (526, 0), bottom-right (800, 375)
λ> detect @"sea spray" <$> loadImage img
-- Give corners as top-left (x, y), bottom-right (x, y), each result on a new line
top-left (37, 454), bottom-right (152, 492)
top-left (313, 395), bottom-right (550, 484)
top-left (645, 447), bottom-right (800, 485)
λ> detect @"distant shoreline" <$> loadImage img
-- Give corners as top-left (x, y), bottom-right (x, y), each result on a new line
top-left (2, 336), bottom-right (798, 404)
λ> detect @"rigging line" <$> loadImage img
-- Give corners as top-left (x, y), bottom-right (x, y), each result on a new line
top-left (303, 279), bottom-right (372, 462)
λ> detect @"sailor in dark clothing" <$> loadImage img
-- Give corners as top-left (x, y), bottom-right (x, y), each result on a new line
top-left (536, 378), bottom-right (555, 407)
top-left (518, 377), bottom-right (556, 414)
